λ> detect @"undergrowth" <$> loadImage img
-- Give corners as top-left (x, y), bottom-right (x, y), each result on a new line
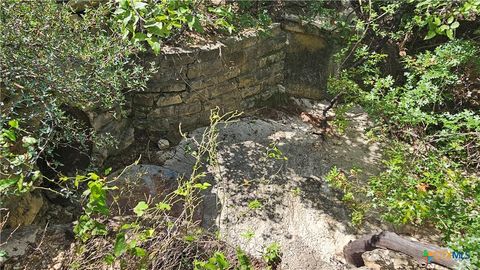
top-left (64, 108), bottom-right (254, 269)
top-left (320, 0), bottom-right (480, 268)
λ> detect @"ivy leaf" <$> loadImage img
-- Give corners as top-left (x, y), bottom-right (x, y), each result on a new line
top-left (86, 180), bottom-right (109, 215)
top-left (133, 201), bottom-right (149, 216)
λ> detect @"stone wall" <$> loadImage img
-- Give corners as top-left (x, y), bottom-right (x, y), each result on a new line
top-left (99, 21), bottom-right (333, 151)
top-left (87, 22), bottom-right (333, 164)
top-left (132, 25), bottom-right (288, 135)
top-left (282, 18), bottom-right (333, 100)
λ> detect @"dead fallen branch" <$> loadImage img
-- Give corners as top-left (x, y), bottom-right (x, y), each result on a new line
top-left (344, 231), bottom-right (457, 269)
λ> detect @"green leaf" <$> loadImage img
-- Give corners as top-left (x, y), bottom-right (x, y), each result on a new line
top-left (446, 29), bottom-right (454, 39)
top-left (133, 247), bottom-right (146, 257)
top-left (450, 21), bottom-right (460, 29)
top-left (213, 252), bottom-right (230, 269)
top-left (17, 174), bottom-right (24, 191)
top-left (133, 32), bottom-right (147, 42)
top-left (0, 178), bottom-right (18, 191)
top-left (248, 199), bottom-right (262, 210)
top-left (184, 234), bottom-right (196, 242)
top-left (133, 201), bottom-right (149, 216)
top-left (104, 167), bottom-right (112, 175)
top-left (2, 130), bottom-right (16, 141)
top-left (156, 202), bottom-right (171, 211)
top-left (120, 222), bottom-right (138, 230)
top-left (148, 39), bottom-right (161, 54)
top-left (86, 180), bottom-right (109, 215)
top-left (88, 172), bottom-right (100, 181)
top-left (104, 254), bottom-right (115, 265)
top-left (133, 1), bottom-right (147, 10)
top-left (8, 120), bottom-right (18, 129)
top-left (193, 182), bottom-right (211, 190)
top-left (145, 22), bottom-right (168, 37)
top-left (424, 30), bottom-right (437, 40)
top-left (113, 232), bottom-right (127, 257)
top-left (438, 24), bottom-right (449, 32)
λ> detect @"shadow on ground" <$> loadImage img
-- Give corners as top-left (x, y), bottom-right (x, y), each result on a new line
top-left (164, 99), bottom-right (384, 269)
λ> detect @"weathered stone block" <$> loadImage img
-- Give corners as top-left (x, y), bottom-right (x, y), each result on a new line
top-left (163, 82), bottom-right (187, 92)
top-left (134, 93), bottom-right (157, 107)
top-left (175, 102), bottom-right (202, 116)
top-left (221, 50), bottom-right (246, 67)
top-left (208, 95), bottom-right (242, 111)
top-left (239, 59), bottom-right (259, 74)
top-left (146, 118), bottom-right (175, 132)
top-left (197, 46), bottom-right (221, 59)
top-left (134, 111), bottom-right (148, 119)
top-left (222, 34), bottom-right (258, 51)
top-left (255, 62), bottom-right (284, 81)
top-left (162, 51), bottom-right (197, 65)
top-left (147, 81), bottom-right (186, 93)
top-left (148, 106), bottom-right (176, 118)
top-left (240, 85), bottom-right (262, 98)
top-left (259, 52), bottom-right (286, 68)
top-left (190, 67), bottom-right (241, 91)
top-left (188, 59), bottom-right (224, 79)
top-left (256, 36), bottom-right (287, 57)
top-left (237, 73), bottom-right (256, 88)
top-left (133, 105), bottom-right (151, 114)
top-left (208, 79), bottom-right (238, 98)
top-left (157, 94), bottom-right (182, 107)
top-left (178, 111), bottom-right (211, 128)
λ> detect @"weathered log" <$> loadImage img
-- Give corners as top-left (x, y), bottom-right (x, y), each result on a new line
top-left (344, 231), bottom-right (458, 269)
top-left (343, 233), bottom-right (376, 267)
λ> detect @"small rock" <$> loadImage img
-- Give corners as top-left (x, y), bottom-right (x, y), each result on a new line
top-left (108, 165), bottom-right (178, 214)
top-left (156, 150), bottom-right (174, 164)
top-left (157, 139), bottom-right (170, 150)
top-left (361, 248), bottom-right (449, 270)
top-left (5, 192), bottom-right (44, 228)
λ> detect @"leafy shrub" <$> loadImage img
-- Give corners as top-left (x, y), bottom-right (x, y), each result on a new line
top-left (330, 40), bottom-right (480, 168)
top-left (368, 144), bottom-right (480, 267)
top-left (262, 242), bottom-right (281, 269)
top-left (65, 109), bottom-right (244, 269)
top-left (322, 1), bottom-right (480, 267)
top-left (194, 252), bottom-right (230, 270)
top-left (0, 0), bottom-right (152, 197)
top-left (112, 0), bottom-right (274, 53)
